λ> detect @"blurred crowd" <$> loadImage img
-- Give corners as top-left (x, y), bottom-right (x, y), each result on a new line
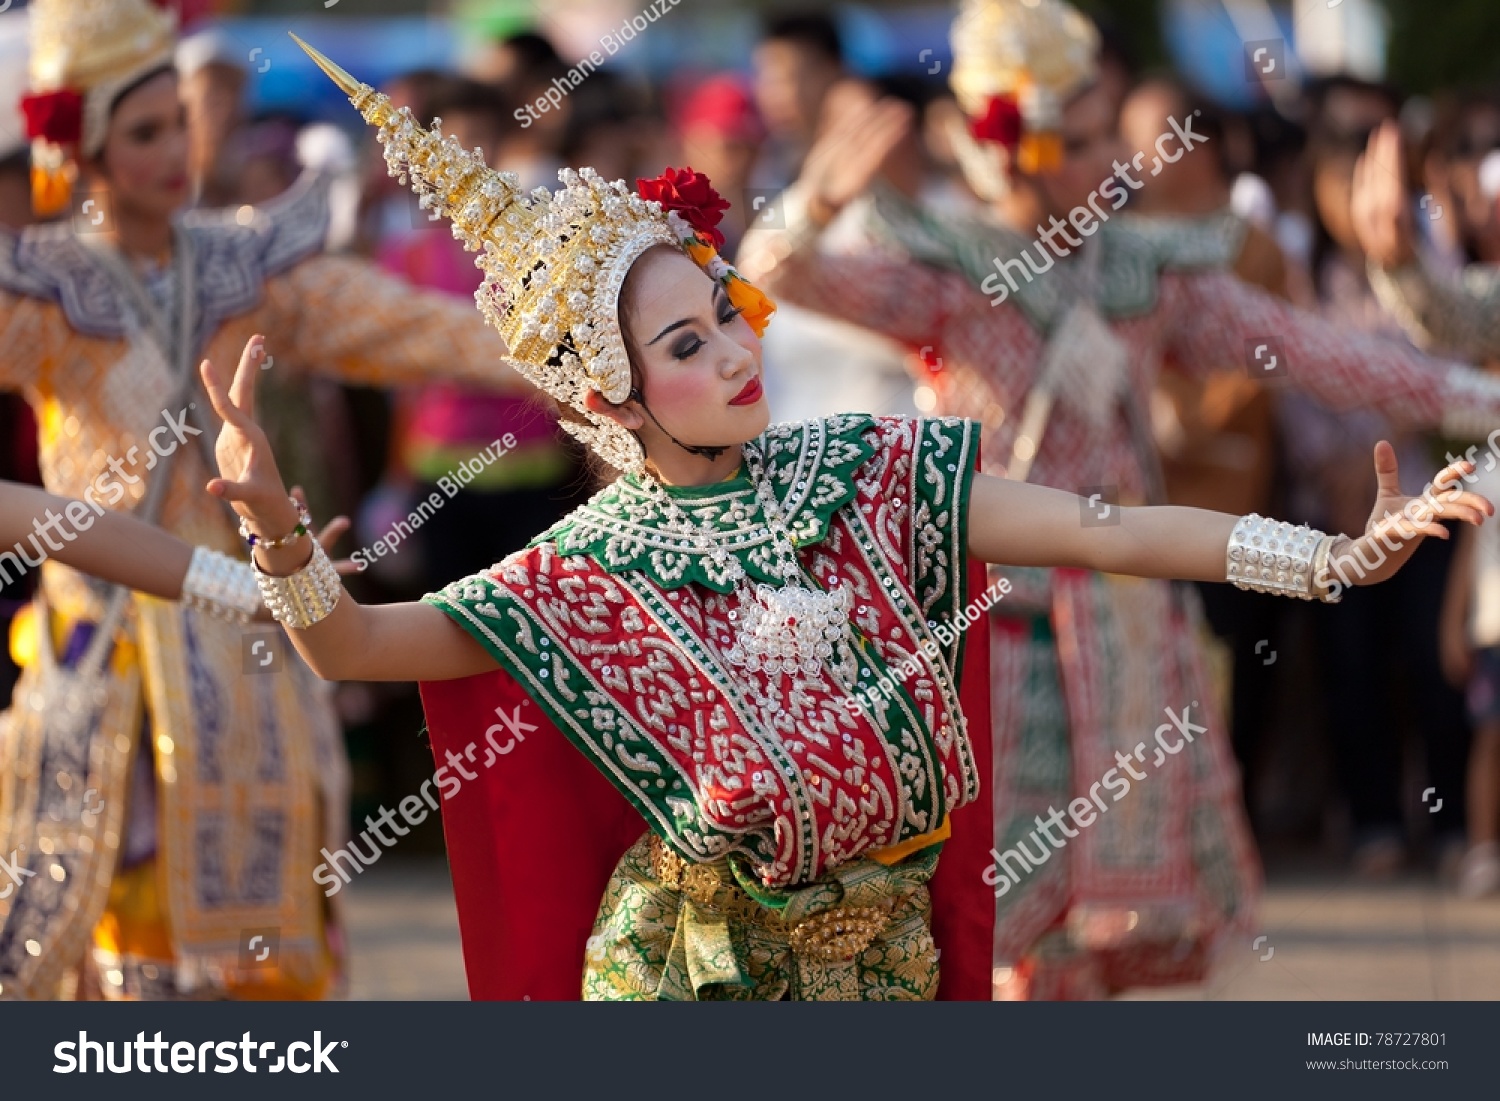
top-left (3, 6), bottom-right (1499, 899)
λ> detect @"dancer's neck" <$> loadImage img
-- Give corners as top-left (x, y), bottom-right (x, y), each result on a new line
top-left (105, 206), bottom-right (173, 264)
top-left (643, 442), bottom-right (746, 488)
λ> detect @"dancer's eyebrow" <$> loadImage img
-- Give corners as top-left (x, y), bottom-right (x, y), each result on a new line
top-left (647, 285), bottom-right (727, 346)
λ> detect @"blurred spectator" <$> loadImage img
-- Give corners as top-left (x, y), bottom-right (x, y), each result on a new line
top-left (1479, 147), bottom-right (1500, 263)
top-left (1351, 116), bottom-right (1500, 896)
top-left (1092, 15), bottom-right (1140, 119)
top-left (357, 69), bottom-right (450, 255)
top-left (226, 113), bottom-right (302, 205)
top-left (1422, 90), bottom-right (1500, 266)
top-left (673, 74), bottom-right (766, 254)
top-left (468, 29), bottom-right (564, 95)
top-left (750, 76), bottom-right (918, 424)
top-left (1281, 75), bottom-right (1471, 877)
top-left (470, 29), bottom-right (571, 177)
top-left (1120, 79), bottom-right (1232, 216)
top-left (1439, 482), bottom-right (1500, 897)
top-left (561, 68), bottom-right (659, 187)
top-left (751, 12), bottom-right (846, 189)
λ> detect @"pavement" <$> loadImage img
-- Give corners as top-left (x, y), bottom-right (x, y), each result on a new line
top-left (341, 860), bottom-right (467, 1000)
top-left (340, 857), bottom-right (1500, 1000)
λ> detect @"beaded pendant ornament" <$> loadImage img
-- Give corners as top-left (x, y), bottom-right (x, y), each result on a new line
top-left (640, 440), bottom-right (860, 694)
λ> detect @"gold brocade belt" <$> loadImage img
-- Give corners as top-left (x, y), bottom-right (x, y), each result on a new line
top-left (584, 834), bottom-right (943, 1000)
top-left (648, 835), bottom-right (898, 962)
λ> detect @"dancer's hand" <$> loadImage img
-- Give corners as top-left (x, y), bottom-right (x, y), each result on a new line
top-left (1330, 442), bottom-right (1492, 590)
top-left (797, 85), bottom-right (913, 226)
top-left (200, 334), bottom-right (300, 541)
top-left (1351, 119), bottom-right (1418, 271)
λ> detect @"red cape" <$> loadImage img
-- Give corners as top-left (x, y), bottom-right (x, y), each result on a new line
top-left (418, 557), bottom-right (994, 1001)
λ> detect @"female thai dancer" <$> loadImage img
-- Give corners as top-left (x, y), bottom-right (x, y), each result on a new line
top-left (194, 37), bottom-right (1493, 1003)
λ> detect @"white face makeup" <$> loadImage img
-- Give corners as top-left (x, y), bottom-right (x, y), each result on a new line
top-left (608, 247), bottom-right (768, 477)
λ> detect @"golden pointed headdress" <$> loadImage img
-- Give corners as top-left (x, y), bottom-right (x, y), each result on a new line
top-left (23, 0), bottom-right (179, 215)
top-left (949, 0), bottom-right (1099, 175)
top-left (294, 35), bottom-right (774, 474)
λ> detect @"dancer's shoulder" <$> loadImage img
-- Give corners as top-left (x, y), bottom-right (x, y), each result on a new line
top-left (0, 222), bottom-right (94, 308)
top-left (182, 170), bottom-right (333, 282)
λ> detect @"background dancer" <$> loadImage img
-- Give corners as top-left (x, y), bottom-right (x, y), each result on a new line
top-left (738, 0), bottom-right (1500, 999)
top-left (0, 0), bottom-right (524, 1000)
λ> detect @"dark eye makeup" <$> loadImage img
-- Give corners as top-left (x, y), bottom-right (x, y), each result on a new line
top-left (669, 292), bottom-right (745, 360)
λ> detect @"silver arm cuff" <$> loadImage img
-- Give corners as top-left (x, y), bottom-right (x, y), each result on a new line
top-left (252, 540), bottom-right (343, 629)
top-left (181, 546), bottom-right (263, 625)
top-left (1226, 514), bottom-right (1338, 602)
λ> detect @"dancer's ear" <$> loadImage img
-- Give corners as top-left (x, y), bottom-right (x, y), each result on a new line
top-left (583, 388), bottom-right (645, 431)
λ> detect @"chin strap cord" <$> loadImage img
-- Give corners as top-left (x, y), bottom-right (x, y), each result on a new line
top-left (628, 387), bottom-right (730, 461)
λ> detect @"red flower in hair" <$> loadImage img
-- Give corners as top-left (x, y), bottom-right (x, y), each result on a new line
top-left (635, 166), bottom-right (731, 250)
top-left (968, 93), bottom-right (1024, 150)
top-left (20, 89), bottom-right (84, 146)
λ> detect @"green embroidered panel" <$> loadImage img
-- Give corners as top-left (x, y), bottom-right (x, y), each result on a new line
top-left (532, 413), bottom-right (877, 592)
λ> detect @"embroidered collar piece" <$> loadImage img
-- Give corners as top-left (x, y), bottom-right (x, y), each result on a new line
top-left (540, 415), bottom-right (876, 592)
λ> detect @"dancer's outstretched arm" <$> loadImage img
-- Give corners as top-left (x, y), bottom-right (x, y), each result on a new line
top-left (967, 444), bottom-right (1491, 591)
top-left (203, 335), bottom-right (501, 682)
top-left (205, 336), bottom-right (1493, 683)
top-left (0, 479), bottom-right (346, 608)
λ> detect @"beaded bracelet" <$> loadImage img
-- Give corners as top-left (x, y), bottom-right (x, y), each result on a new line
top-left (1225, 514), bottom-right (1339, 602)
top-left (252, 539), bottom-right (343, 630)
top-left (181, 546), bottom-right (263, 625)
top-left (239, 497), bottom-right (311, 550)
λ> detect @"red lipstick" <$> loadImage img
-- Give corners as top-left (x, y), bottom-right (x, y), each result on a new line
top-left (729, 376), bottom-right (763, 406)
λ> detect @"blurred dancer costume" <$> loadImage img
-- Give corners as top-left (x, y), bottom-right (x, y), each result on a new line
top-left (739, 0), bottom-right (1500, 999)
top-left (0, 0), bottom-right (516, 1001)
top-left (1370, 261), bottom-right (1500, 367)
top-left (299, 37), bottom-right (1001, 1000)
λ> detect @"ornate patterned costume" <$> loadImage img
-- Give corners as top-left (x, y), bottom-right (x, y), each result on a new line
top-left (0, 146), bottom-right (514, 999)
top-left (738, 172), bottom-right (1500, 1001)
top-left (420, 413), bottom-right (998, 1000)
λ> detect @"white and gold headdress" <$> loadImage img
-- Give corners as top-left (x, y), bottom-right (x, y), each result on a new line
top-left (948, 0), bottom-right (1099, 182)
top-left (293, 36), bottom-right (774, 473)
top-left (22, 0), bottom-right (178, 215)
